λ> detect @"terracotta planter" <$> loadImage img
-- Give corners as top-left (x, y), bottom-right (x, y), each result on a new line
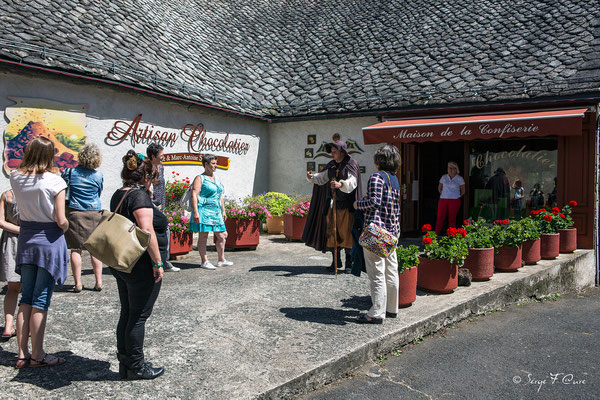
top-left (266, 215), bottom-right (285, 234)
top-left (283, 214), bottom-right (307, 241)
top-left (225, 218), bottom-right (260, 249)
top-left (540, 233), bottom-right (560, 259)
top-left (522, 239), bottom-right (541, 265)
top-left (463, 247), bottom-right (494, 281)
top-left (559, 228), bottom-right (577, 253)
top-left (398, 266), bottom-right (418, 307)
top-left (169, 231), bottom-right (193, 257)
top-left (417, 257), bottom-right (458, 294)
top-left (494, 246), bottom-right (522, 272)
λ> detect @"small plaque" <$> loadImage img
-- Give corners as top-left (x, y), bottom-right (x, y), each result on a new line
top-left (307, 135), bottom-right (316, 145)
top-left (306, 161), bottom-right (315, 171)
top-left (304, 148), bottom-right (314, 158)
top-left (359, 166), bottom-right (366, 174)
top-left (318, 163), bottom-right (327, 172)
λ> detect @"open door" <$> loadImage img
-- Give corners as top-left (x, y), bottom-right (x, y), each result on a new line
top-left (394, 142), bottom-right (419, 236)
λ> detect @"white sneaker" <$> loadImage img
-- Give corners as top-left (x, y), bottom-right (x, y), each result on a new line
top-left (217, 260), bottom-right (234, 267)
top-left (200, 261), bottom-right (216, 270)
top-left (164, 262), bottom-right (181, 272)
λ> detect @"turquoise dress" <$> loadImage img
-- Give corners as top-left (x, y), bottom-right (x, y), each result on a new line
top-left (188, 175), bottom-right (226, 232)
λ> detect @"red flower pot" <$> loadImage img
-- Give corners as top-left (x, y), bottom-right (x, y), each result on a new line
top-left (494, 246), bottom-right (522, 272)
top-left (266, 215), bottom-right (284, 234)
top-left (169, 231), bottom-right (193, 257)
top-left (463, 247), bottom-right (494, 281)
top-left (522, 239), bottom-right (541, 265)
top-left (558, 228), bottom-right (577, 253)
top-left (225, 219), bottom-right (260, 249)
top-left (540, 233), bottom-right (560, 259)
top-left (398, 266), bottom-right (418, 307)
top-left (283, 214), bottom-right (307, 241)
top-left (417, 257), bottom-right (458, 294)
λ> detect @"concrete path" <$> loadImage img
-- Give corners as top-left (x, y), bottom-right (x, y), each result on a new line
top-left (0, 235), bottom-right (595, 399)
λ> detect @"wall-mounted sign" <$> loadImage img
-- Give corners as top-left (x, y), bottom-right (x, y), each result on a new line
top-left (163, 152), bottom-right (229, 169)
top-left (304, 148), bottom-right (313, 158)
top-left (307, 161), bottom-right (315, 171)
top-left (307, 135), bottom-right (316, 145)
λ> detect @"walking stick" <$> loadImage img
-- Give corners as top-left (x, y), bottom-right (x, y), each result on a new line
top-left (333, 186), bottom-right (337, 276)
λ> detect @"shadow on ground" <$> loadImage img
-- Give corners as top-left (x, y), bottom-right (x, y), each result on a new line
top-left (250, 265), bottom-right (337, 277)
top-left (280, 307), bottom-right (360, 326)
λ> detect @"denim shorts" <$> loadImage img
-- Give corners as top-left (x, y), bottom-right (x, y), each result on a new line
top-left (19, 264), bottom-right (56, 311)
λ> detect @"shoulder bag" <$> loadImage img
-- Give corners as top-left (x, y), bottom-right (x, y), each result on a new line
top-left (358, 172), bottom-right (399, 257)
top-left (180, 175), bottom-right (202, 215)
top-left (83, 189), bottom-right (150, 273)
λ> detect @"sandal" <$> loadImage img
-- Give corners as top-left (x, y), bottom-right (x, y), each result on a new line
top-left (15, 356), bottom-right (30, 369)
top-left (1, 329), bottom-right (17, 341)
top-left (30, 353), bottom-right (66, 368)
top-left (356, 314), bottom-right (383, 324)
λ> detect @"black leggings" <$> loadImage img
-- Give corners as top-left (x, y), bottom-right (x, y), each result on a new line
top-left (110, 263), bottom-right (161, 369)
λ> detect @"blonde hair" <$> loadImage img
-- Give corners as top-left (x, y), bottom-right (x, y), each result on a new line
top-left (448, 161), bottom-right (460, 174)
top-left (19, 137), bottom-right (56, 174)
top-left (77, 142), bottom-right (102, 170)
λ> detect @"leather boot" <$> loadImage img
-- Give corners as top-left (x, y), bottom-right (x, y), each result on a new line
top-left (116, 353), bottom-right (128, 379)
top-left (344, 250), bottom-right (353, 273)
top-left (328, 249), bottom-right (343, 271)
top-left (127, 362), bottom-right (165, 380)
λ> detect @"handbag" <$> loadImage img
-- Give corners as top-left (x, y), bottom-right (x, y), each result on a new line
top-left (179, 175), bottom-right (201, 217)
top-left (83, 189), bottom-right (150, 273)
top-left (358, 172), bottom-right (398, 257)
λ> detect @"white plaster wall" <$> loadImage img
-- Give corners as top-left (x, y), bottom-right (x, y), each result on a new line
top-left (268, 117), bottom-right (382, 196)
top-left (0, 68), bottom-right (270, 207)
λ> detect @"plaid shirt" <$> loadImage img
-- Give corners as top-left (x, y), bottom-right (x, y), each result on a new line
top-left (356, 173), bottom-right (401, 237)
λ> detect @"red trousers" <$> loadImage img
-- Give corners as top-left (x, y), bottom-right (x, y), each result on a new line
top-left (435, 198), bottom-right (461, 235)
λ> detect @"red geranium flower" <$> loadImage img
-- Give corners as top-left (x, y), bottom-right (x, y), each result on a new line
top-left (560, 213), bottom-right (565, 218)
top-left (552, 207), bottom-right (560, 213)
top-left (544, 214), bottom-right (552, 221)
top-left (463, 219), bottom-right (470, 226)
top-left (502, 219), bottom-right (509, 225)
top-left (569, 200), bottom-right (577, 207)
top-left (457, 228), bottom-right (467, 237)
top-left (447, 227), bottom-right (458, 236)
top-left (494, 220), bottom-right (502, 225)
top-left (421, 224), bottom-right (432, 233)
top-left (422, 237), bottom-right (432, 245)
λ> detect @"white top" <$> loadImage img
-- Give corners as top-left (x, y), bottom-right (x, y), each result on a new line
top-left (439, 174), bottom-right (465, 199)
top-left (10, 171), bottom-right (67, 223)
top-left (308, 171), bottom-right (357, 193)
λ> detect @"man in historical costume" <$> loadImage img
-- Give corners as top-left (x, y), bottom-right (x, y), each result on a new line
top-left (302, 140), bottom-right (362, 272)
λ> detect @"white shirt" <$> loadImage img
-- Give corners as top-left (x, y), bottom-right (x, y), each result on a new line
top-left (307, 170), bottom-right (357, 193)
top-left (439, 174), bottom-right (464, 199)
top-left (10, 171), bottom-right (67, 223)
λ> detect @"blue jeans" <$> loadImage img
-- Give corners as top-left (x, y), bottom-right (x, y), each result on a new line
top-left (19, 264), bottom-right (56, 311)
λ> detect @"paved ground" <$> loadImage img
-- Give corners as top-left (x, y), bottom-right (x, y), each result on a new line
top-left (0, 234), bottom-right (594, 399)
top-left (303, 286), bottom-right (600, 400)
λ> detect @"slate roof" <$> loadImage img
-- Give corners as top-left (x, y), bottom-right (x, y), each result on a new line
top-left (0, 0), bottom-right (599, 118)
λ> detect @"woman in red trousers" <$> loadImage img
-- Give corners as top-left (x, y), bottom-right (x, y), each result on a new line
top-left (435, 161), bottom-right (465, 235)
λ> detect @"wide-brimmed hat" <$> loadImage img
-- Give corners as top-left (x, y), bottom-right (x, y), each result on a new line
top-left (494, 167), bottom-right (505, 174)
top-left (325, 140), bottom-right (348, 155)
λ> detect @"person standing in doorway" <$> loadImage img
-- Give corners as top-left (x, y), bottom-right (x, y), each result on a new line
top-left (435, 161), bottom-right (465, 235)
top-left (147, 143), bottom-right (180, 272)
top-left (485, 167), bottom-right (511, 219)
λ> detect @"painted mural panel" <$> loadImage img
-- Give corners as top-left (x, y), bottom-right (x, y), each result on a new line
top-left (3, 97), bottom-right (87, 174)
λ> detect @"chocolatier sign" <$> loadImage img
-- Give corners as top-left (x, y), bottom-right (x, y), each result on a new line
top-left (362, 109), bottom-right (587, 144)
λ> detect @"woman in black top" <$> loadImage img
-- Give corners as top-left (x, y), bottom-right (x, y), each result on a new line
top-left (110, 150), bottom-right (165, 380)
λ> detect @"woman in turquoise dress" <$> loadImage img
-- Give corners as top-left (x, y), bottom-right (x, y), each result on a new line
top-left (189, 154), bottom-right (233, 270)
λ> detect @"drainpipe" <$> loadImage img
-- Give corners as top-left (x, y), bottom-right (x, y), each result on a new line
top-left (595, 105), bottom-right (600, 285)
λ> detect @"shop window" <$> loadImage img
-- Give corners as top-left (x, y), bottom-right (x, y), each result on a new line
top-left (468, 138), bottom-right (557, 220)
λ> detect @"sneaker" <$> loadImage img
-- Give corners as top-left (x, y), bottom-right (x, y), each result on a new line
top-left (217, 260), bottom-right (233, 267)
top-left (199, 261), bottom-right (216, 270)
top-left (164, 262), bottom-right (180, 272)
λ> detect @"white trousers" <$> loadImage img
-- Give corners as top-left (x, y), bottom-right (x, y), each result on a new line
top-left (363, 247), bottom-right (399, 319)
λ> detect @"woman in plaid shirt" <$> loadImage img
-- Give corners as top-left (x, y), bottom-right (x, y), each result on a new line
top-left (354, 145), bottom-right (401, 324)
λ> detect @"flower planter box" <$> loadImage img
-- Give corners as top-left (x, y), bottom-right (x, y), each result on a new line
top-left (417, 257), bottom-right (458, 294)
top-left (398, 266), bottom-right (418, 307)
top-left (540, 233), bottom-right (560, 259)
top-left (494, 246), bottom-right (522, 272)
top-left (463, 247), bottom-right (494, 281)
top-left (522, 239), bottom-right (541, 265)
top-left (169, 231), bottom-right (193, 257)
top-left (266, 215), bottom-right (285, 234)
top-left (558, 228), bottom-right (577, 253)
top-left (225, 219), bottom-right (260, 249)
top-left (283, 214), bottom-right (307, 241)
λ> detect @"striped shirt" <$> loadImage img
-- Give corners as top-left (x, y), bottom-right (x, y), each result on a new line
top-left (356, 173), bottom-right (401, 237)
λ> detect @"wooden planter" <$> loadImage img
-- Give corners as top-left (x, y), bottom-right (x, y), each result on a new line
top-left (266, 215), bottom-right (285, 234)
top-left (540, 233), bottom-right (560, 259)
top-left (494, 246), bottom-right (522, 272)
top-left (559, 228), bottom-right (577, 253)
top-left (398, 266), bottom-right (418, 307)
top-left (522, 239), bottom-right (541, 265)
top-left (225, 218), bottom-right (260, 249)
top-left (283, 214), bottom-right (307, 241)
top-left (169, 231), bottom-right (193, 257)
top-left (417, 257), bottom-right (458, 294)
top-left (463, 247), bottom-right (494, 281)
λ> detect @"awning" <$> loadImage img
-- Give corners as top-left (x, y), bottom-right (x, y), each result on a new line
top-left (362, 108), bottom-right (588, 144)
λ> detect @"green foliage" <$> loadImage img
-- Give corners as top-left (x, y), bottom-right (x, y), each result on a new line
top-left (490, 220), bottom-right (526, 249)
top-left (463, 218), bottom-right (493, 249)
top-left (519, 217), bottom-right (541, 241)
top-left (55, 133), bottom-right (86, 151)
top-left (555, 203), bottom-right (575, 230)
top-left (225, 197), bottom-right (271, 221)
top-left (421, 228), bottom-right (468, 267)
top-left (530, 208), bottom-right (561, 234)
top-left (396, 245), bottom-right (420, 273)
top-left (255, 192), bottom-right (293, 217)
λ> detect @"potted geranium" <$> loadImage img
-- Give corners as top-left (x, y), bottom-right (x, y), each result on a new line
top-left (224, 198), bottom-right (270, 249)
top-left (531, 208), bottom-right (561, 259)
top-left (490, 219), bottom-right (524, 272)
top-left (396, 245), bottom-right (420, 307)
top-left (166, 173), bottom-right (191, 210)
top-left (167, 210), bottom-right (193, 256)
top-left (557, 200), bottom-right (577, 253)
top-left (462, 218), bottom-right (494, 281)
top-left (260, 192), bottom-right (293, 234)
top-left (418, 224), bottom-right (468, 294)
top-left (283, 195), bottom-right (310, 240)
top-left (519, 217), bottom-right (541, 265)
